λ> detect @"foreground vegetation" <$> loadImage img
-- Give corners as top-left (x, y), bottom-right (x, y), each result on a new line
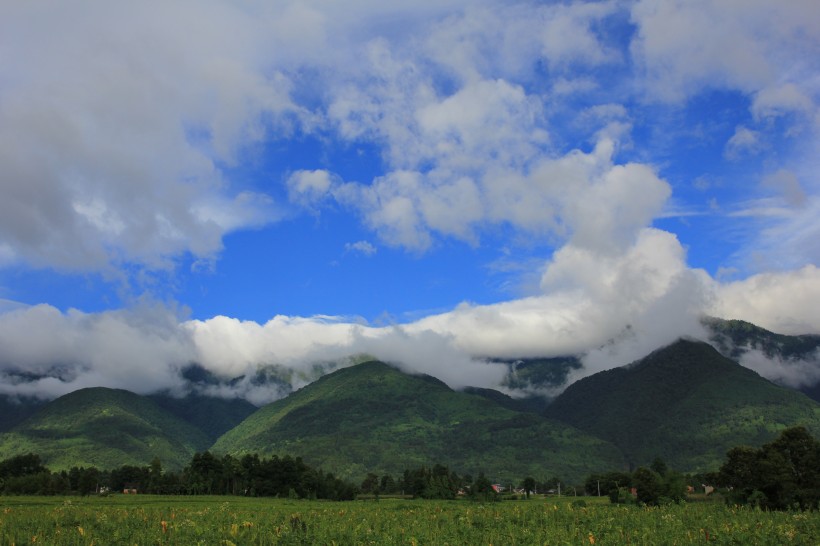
top-left (1, 494), bottom-right (818, 545)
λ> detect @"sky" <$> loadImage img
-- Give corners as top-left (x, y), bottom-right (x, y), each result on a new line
top-left (1, 0), bottom-right (819, 403)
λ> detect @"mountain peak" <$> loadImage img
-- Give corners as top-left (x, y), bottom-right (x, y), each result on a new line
top-left (545, 338), bottom-right (820, 471)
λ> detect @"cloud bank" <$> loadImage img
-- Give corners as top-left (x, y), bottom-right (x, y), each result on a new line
top-left (2, 255), bottom-right (818, 404)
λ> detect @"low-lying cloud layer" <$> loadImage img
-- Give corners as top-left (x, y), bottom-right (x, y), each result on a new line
top-left (2, 251), bottom-right (818, 404)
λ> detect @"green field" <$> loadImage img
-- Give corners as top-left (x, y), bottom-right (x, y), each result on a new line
top-left (0, 495), bottom-right (818, 545)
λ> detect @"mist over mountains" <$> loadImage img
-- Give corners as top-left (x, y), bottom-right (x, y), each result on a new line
top-left (1, 336), bottom-right (818, 484)
top-left (1, 308), bottom-right (817, 408)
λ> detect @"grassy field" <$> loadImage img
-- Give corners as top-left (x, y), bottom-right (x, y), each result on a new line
top-left (0, 494), bottom-right (818, 545)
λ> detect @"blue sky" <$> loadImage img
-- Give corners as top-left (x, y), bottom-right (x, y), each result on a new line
top-left (1, 1), bottom-right (818, 401)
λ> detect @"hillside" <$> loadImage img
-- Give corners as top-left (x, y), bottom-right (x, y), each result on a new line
top-left (148, 393), bottom-right (257, 443)
top-left (0, 387), bottom-right (211, 470)
top-left (0, 395), bottom-right (43, 433)
top-left (544, 339), bottom-right (820, 472)
top-left (212, 361), bottom-right (625, 483)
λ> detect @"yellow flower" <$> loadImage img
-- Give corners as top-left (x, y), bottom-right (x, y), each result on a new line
top-left (588, 532), bottom-right (595, 544)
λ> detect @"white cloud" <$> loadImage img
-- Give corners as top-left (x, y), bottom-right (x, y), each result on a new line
top-left (287, 170), bottom-right (337, 208)
top-left (0, 303), bottom-right (192, 399)
top-left (725, 126), bottom-right (764, 159)
top-left (0, 1), bottom-right (296, 272)
top-left (738, 349), bottom-right (820, 390)
top-left (345, 241), bottom-right (378, 257)
top-left (752, 83), bottom-right (816, 121)
top-left (335, 136), bottom-right (670, 255)
top-left (538, 0), bottom-right (620, 68)
top-left (630, 0), bottom-right (820, 101)
top-left (761, 169), bottom-right (807, 208)
top-left (404, 229), bottom-right (709, 369)
top-left (710, 265), bottom-right (820, 335)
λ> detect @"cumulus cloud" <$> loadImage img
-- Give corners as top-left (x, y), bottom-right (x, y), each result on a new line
top-left (286, 170), bottom-right (337, 209)
top-left (0, 1), bottom-right (297, 272)
top-left (332, 137), bottom-right (670, 254)
top-left (630, 0), bottom-right (820, 101)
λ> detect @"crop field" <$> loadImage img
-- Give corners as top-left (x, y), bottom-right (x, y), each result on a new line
top-left (0, 495), bottom-right (818, 545)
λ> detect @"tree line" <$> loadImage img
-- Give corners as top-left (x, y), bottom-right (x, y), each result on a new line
top-left (584, 426), bottom-right (820, 510)
top-left (360, 465), bottom-right (567, 501)
top-left (2, 426), bottom-right (817, 509)
top-left (0, 451), bottom-right (356, 500)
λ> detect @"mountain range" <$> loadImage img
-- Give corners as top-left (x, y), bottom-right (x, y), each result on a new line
top-left (0, 318), bottom-right (818, 483)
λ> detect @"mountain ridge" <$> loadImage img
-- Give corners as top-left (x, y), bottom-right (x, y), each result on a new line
top-left (0, 387), bottom-right (211, 471)
top-left (212, 360), bottom-right (625, 483)
top-left (544, 339), bottom-right (820, 471)
top-left (0, 329), bottom-right (818, 482)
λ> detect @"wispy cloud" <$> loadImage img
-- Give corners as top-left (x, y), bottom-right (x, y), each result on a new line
top-left (344, 241), bottom-right (378, 257)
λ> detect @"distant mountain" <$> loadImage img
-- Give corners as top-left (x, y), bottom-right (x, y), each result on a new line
top-left (0, 387), bottom-right (211, 470)
top-left (703, 317), bottom-right (820, 401)
top-left (494, 356), bottom-right (582, 394)
top-left (703, 317), bottom-right (820, 361)
top-left (544, 339), bottom-right (820, 472)
top-left (212, 361), bottom-right (625, 484)
top-left (148, 393), bottom-right (257, 443)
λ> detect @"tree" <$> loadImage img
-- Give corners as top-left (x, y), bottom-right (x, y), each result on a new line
top-left (360, 473), bottom-right (379, 494)
top-left (470, 472), bottom-right (497, 502)
top-left (650, 457), bottom-right (668, 477)
top-left (632, 467), bottom-right (662, 505)
top-left (186, 451), bottom-right (224, 494)
top-left (522, 477), bottom-right (536, 499)
top-left (0, 453), bottom-right (46, 479)
top-left (380, 474), bottom-right (398, 494)
top-left (719, 426), bottom-right (820, 510)
top-left (660, 471), bottom-right (687, 504)
top-left (585, 471), bottom-right (631, 499)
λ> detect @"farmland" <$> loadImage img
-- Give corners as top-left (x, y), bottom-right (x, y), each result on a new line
top-left (0, 495), bottom-right (818, 545)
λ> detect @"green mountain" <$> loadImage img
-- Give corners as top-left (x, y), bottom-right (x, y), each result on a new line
top-left (0, 387), bottom-right (211, 471)
top-left (212, 361), bottom-right (625, 484)
top-left (544, 339), bottom-right (820, 472)
top-left (148, 393), bottom-right (257, 443)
